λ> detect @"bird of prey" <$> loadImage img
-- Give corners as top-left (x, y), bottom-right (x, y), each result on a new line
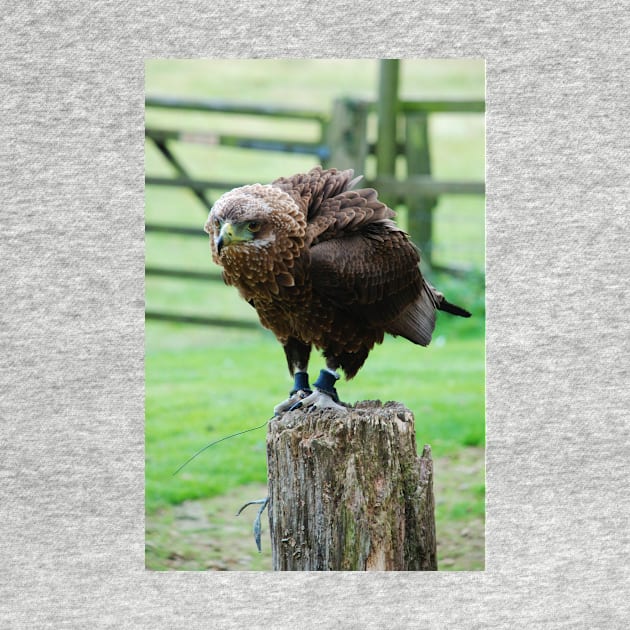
top-left (204, 166), bottom-right (470, 414)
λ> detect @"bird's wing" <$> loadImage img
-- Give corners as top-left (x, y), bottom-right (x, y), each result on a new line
top-left (309, 222), bottom-right (423, 326)
top-left (272, 166), bottom-right (359, 220)
top-left (289, 186), bottom-right (396, 255)
top-left (273, 168), bottom-right (434, 330)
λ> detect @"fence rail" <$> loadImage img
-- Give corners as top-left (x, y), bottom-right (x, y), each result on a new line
top-left (145, 95), bottom-right (328, 122)
top-left (146, 128), bottom-right (331, 160)
top-left (374, 175), bottom-right (485, 197)
top-left (145, 311), bottom-right (259, 329)
top-left (145, 224), bottom-right (207, 237)
top-left (400, 99), bottom-right (485, 113)
top-left (145, 176), bottom-right (246, 192)
top-left (145, 266), bottom-right (222, 282)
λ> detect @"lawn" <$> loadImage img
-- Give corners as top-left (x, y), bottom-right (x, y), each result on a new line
top-left (145, 59), bottom-right (485, 571)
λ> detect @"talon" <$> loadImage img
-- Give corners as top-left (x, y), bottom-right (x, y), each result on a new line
top-left (295, 389), bottom-right (347, 413)
top-left (274, 369), bottom-right (347, 415)
top-left (274, 392), bottom-right (306, 415)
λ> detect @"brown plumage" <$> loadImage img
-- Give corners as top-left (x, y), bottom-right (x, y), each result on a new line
top-left (204, 166), bottom-right (470, 411)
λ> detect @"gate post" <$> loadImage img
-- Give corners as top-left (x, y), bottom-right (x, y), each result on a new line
top-left (325, 98), bottom-right (369, 174)
top-left (405, 112), bottom-right (438, 267)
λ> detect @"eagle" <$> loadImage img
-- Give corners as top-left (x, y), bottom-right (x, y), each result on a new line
top-left (204, 166), bottom-right (470, 414)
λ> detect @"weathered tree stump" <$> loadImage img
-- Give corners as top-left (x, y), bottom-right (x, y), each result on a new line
top-left (266, 401), bottom-right (437, 571)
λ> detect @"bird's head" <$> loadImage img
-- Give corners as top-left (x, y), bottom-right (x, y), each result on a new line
top-left (209, 217), bottom-right (266, 256)
top-left (204, 184), bottom-right (305, 266)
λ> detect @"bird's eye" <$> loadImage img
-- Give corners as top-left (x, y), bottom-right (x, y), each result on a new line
top-left (247, 221), bottom-right (261, 233)
top-left (212, 218), bottom-right (221, 231)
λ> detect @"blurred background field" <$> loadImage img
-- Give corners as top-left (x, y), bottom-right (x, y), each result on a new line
top-left (145, 59), bottom-right (485, 571)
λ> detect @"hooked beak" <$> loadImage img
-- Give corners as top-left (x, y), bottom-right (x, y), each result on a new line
top-left (216, 222), bottom-right (235, 256)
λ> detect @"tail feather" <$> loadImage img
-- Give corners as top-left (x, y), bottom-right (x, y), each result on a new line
top-left (438, 298), bottom-right (471, 318)
top-left (386, 290), bottom-right (436, 346)
top-left (425, 279), bottom-right (471, 318)
top-left (386, 281), bottom-right (471, 346)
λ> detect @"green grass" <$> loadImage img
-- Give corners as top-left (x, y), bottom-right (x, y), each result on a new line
top-left (145, 324), bottom-right (485, 571)
top-left (146, 58), bottom-right (484, 114)
top-left (145, 59), bottom-right (485, 570)
top-left (146, 325), bottom-right (484, 514)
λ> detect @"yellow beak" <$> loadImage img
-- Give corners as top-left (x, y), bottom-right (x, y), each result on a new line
top-left (216, 222), bottom-right (234, 254)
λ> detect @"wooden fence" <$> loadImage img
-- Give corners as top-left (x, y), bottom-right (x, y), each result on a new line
top-left (145, 95), bottom-right (484, 326)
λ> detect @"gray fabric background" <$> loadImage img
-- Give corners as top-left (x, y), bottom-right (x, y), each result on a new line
top-left (2, 1), bottom-right (629, 627)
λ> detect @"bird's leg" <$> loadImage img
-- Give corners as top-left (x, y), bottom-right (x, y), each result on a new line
top-left (274, 370), bottom-right (312, 415)
top-left (289, 360), bottom-right (347, 413)
top-left (274, 339), bottom-right (313, 415)
top-left (291, 370), bottom-right (312, 398)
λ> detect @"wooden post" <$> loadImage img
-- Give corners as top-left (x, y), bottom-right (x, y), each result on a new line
top-left (405, 112), bottom-right (438, 268)
top-left (375, 59), bottom-right (400, 210)
top-left (266, 401), bottom-right (437, 571)
top-left (376, 60), bottom-right (400, 176)
top-left (325, 98), bottom-right (369, 173)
